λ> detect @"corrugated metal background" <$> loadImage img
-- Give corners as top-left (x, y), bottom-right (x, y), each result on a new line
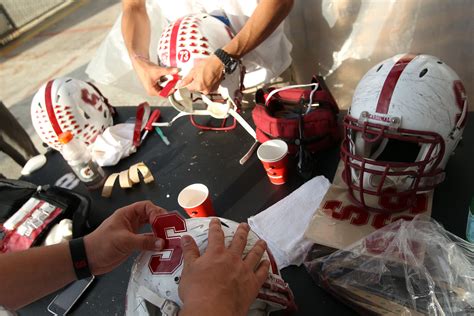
top-left (288, 0), bottom-right (474, 109)
top-left (0, 0), bottom-right (65, 37)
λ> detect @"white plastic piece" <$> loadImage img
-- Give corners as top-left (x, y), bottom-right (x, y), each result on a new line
top-left (21, 154), bottom-right (47, 176)
top-left (43, 219), bottom-right (73, 246)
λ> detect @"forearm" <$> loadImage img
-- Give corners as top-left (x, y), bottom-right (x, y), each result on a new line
top-left (121, 0), bottom-right (151, 60)
top-left (223, 0), bottom-right (293, 58)
top-left (0, 242), bottom-right (76, 310)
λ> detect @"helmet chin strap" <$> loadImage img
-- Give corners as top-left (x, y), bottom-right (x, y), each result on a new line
top-left (165, 88), bottom-right (259, 165)
top-left (201, 94), bottom-right (259, 165)
top-left (137, 286), bottom-right (179, 316)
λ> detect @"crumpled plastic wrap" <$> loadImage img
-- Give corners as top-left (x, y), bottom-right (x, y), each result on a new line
top-left (304, 216), bottom-right (474, 315)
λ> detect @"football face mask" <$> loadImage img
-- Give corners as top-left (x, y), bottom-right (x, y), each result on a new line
top-left (340, 54), bottom-right (468, 212)
top-left (126, 213), bottom-right (296, 316)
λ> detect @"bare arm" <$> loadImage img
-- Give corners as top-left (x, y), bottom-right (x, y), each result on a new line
top-left (121, 0), bottom-right (178, 96)
top-left (122, 0), bottom-right (150, 59)
top-left (223, 0), bottom-right (294, 59)
top-left (0, 201), bottom-right (166, 310)
top-left (180, 0), bottom-right (294, 94)
top-left (0, 242), bottom-right (76, 310)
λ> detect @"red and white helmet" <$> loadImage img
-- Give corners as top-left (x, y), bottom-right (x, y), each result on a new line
top-left (341, 54), bottom-right (468, 212)
top-left (31, 77), bottom-right (114, 151)
top-left (125, 213), bottom-right (295, 316)
top-left (157, 14), bottom-right (244, 113)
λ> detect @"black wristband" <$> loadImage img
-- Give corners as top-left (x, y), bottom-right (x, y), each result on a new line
top-left (69, 237), bottom-right (92, 279)
top-left (214, 48), bottom-right (238, 74)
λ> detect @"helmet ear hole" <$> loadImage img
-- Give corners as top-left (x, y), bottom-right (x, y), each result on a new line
top-left (376, 64), bottom-right (383, 72)
top-left (419, 68), bottom-right (428, 78)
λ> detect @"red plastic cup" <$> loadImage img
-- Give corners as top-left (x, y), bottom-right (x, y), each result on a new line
top-left (178, 183), bottom-right (215, 217)
top-left (257, 139), bottom-right (289, 185)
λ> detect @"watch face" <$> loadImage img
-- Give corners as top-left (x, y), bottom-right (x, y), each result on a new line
top-left (226, 59), bottom-right (238, 74)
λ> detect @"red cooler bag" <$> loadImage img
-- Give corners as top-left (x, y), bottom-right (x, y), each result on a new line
top-left (252, 76), bottom-right (341, 155)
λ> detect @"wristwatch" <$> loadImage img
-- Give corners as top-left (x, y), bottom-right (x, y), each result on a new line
top-left (214, 48), bottom-right (239, 75)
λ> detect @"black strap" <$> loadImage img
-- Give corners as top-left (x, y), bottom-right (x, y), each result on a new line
top-left (69, 237), bottom-right (92, 279)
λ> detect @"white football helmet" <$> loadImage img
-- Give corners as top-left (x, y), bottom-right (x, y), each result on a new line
top-left (157, 14), bottom-right (244, 116)
top-left (341, 54), bottom-right (468, 212)
top-left (126, 213), bottom-right (296, 316)
top-left (31, 77), bottom-right (114, 151)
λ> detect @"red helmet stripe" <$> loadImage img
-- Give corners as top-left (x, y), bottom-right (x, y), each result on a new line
top-left (376, 54), bottom-right (416, 114)
top-left (45, 80), bottom-right (63, 136)
top-left (169, 17), bottom-right (185, 67)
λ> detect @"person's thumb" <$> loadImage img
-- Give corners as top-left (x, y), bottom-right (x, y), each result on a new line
top-left (176, 74), bottom-right (193, 89)
top-left (164, 67), bottom-right (179, 75)
top-left (131, 233), bottom-right (165, 251)
top-left (152, 66), bottom-right (178, 78)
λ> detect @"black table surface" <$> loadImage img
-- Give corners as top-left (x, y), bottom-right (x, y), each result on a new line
top-left (19, 107), bottom-right (474, 316)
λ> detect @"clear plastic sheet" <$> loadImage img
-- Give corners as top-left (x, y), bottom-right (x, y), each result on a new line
top-left (304, 216), bottom-right (474, 315)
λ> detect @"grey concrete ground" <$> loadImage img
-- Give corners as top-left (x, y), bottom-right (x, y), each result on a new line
top-left (0, 0), bottom-right (161, 179)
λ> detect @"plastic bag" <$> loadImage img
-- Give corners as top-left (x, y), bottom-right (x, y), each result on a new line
top-left (304, 216), bottom-right (474, 315)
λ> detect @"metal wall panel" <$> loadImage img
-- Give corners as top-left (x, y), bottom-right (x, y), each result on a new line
top-left (0, 0), bottom-right (65, 30)
top-left (287, 0), bottom-right (474, 109)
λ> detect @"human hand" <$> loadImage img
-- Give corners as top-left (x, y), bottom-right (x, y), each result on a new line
top-left (84, 201), bottom-right (167, 275)
top-left (178, 218), bottom-right (270, 316)
top-left (132, 54), bottom-right (179, 97)
top-left (178, 55), bottom-right (224, 95)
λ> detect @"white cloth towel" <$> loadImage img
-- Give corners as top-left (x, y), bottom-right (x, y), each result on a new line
top-left (91, 123), bottom-right (137, 166)
top-left (248, 176), bottom-right (331, 268)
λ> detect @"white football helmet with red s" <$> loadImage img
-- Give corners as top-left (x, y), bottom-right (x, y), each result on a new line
top-left (341, 54), bottom-right (468, 212)
top-left (125, 213), bottom-right (296, 316)
top-left (31, 77), bottom-right (113, 151)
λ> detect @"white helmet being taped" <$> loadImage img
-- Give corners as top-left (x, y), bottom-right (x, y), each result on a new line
top-left (31, 77), bottom-right (113, 150)
top-left (157, 13), bottom-right (244, 114)
top-left (125, 213), bottom-right (296, 316)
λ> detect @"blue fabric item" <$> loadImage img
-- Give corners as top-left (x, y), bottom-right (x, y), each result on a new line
top-left (211, 15), bottom-right (230, 26)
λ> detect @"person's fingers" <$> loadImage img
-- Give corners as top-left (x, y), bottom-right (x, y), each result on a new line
top-left (181, 235), bottom-right (200, 268)
top-left (210, 81), bottom-right (221, 94)
top-left (129, 233), bottom-right (165, 252)
top-left (254, 260), bottom-right (270, 286)
top-left (146, 85), bottom-right (162, 97)
top-left (200, 87), bottom-right (211, 95)
top-left (151, 67), bottom-right (179, 84)
top-left (177, 73), bottom-right (194, 89)
top-left (162, 67), bottom-right (179, 75)
top-left (123, 200), bottom-right (168, 225)
top-left (244, 239), bottom-right (267, 269)
top-left (207, 218), bottom-right (225, 252)
top-left (228, 223), bottom-right (249, 255)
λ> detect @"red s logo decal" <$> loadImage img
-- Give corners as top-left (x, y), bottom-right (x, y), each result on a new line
top-left (81, 89), bottom-right (100, 106)
top-left (148, 213), bottom-right (187, 275)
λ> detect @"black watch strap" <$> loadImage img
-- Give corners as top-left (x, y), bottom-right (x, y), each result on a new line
top-left (214, 48), bottom-right (237, 74)
top-left (69, 237), bottom-right (93, 279)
